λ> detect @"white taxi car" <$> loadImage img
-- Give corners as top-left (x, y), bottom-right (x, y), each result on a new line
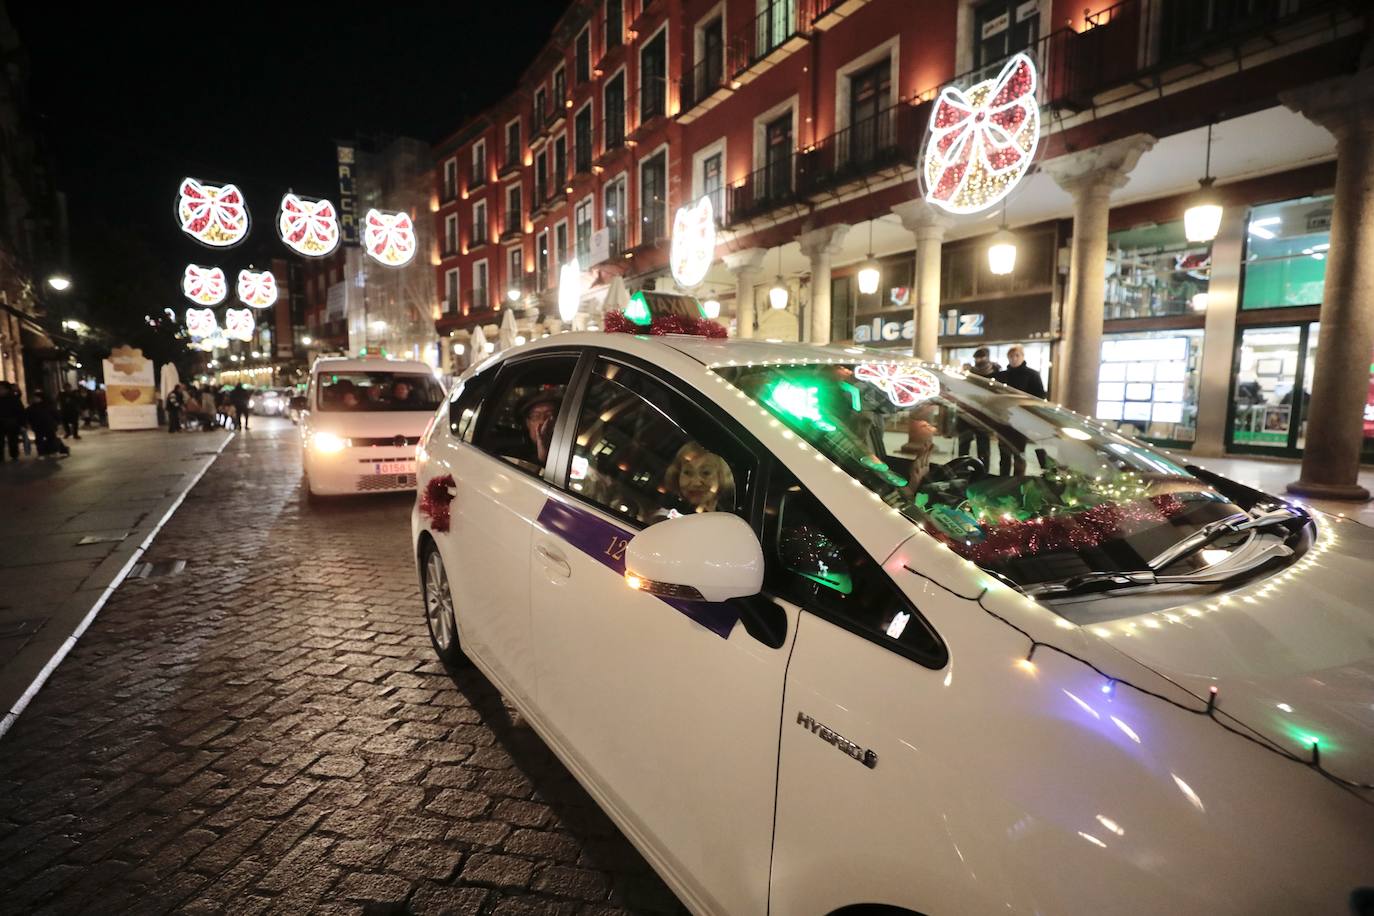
top-left (411, 332), bottom-right (1373, 916)
top-left (298, 356), bottom-right (444, 498)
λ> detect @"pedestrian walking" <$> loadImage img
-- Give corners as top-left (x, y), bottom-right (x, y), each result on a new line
top-left (59, 387), bottom-right (83, 439)
top-left (0, 380), bottom-right (26, 463)
top-left (82, 386), bottom-right (97, 428)
top-left (230, 384), bottom-right (251, 431)
top-left (92, 386), bottom-right (107, 426)
top-left (200, 385), bottom-right (218, 431)
top-left (25, 391), bottom-right (70, 458)
top-left (956, 347), bottom-right (1000, 467)
top-left (166, 383), bottom-right (186, 433)
top-left (992, 346), bottom-right (1046, 476)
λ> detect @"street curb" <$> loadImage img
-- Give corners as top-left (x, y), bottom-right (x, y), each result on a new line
top-left (0, 431), bottom-right (235, 741)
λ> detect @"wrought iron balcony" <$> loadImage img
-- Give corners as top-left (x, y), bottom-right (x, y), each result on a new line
top-left (796, 103), bottom-right (923, 197)
top-left (726, 155), bottom-right (797, 226)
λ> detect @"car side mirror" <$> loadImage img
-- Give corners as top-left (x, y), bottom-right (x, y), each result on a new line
top-left (625, 512), bottom-right (764, 603)
top-left (290, 396), bottom-right (307, 411)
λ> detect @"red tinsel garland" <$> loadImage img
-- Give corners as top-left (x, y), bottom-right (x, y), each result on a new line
top-left (419, 474), bottom-right (456, 533)
top-left (603, 310), bottom-right (727, 338)
top-left (935, 493), bottom-right (1188, 566)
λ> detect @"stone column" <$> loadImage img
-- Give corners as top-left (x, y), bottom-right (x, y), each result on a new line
top-left (1191, 208), bottom-right (1246, 457)
top-left (1040, 134), bottom-right (1156, 414)
top-left (797, 224), bottom-right (850, 345)
top-left (723, 248), bottom-right (767, 339)
top-left (1282, 72), bottom-right (1374, 500)
top-left (891, 200), bottom-right (949, 362)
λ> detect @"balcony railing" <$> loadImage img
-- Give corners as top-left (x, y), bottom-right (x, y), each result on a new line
top-left (637, 199), bottom-right (668, 247)
top-left (601, 113), bottom-right (627, 155)
top-left (469, 167), bottom-right (487, 191)
top-left (499, 149), bottom-right (521, 176)
top-left (726, 154), bottom-right (797, 225)
top-left (502, 211), bottom-right (523, 239)
top-left (605, 213), bottom-right (628, 259)
top-left (796, 103), bottom-right (923, 196)
top-left (638, 74), bottom-right (667, 124)
top-left (441, 238), bottom-right (459, 258)
top-left (679, 52), bottom-right (727, 116)
top-left (441, 182), bottom-right (458, 204)
top-left (574, 133), bottom-right (594, 176)
top-left (469, 288), bottom-right (490, 312)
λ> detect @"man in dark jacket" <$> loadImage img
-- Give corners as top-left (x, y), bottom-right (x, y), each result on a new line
top-left (59, 387), bottom-right (83, 439)
top-left (994, 345), bottom-right (1046, 399)
top-left (0, 381), bottom-right (25, 462)
top-left (166, 384), bottom-right (185, 433)
top-left (26, 391), bottom-right (69, 457)
top-left (230, 384), bottom-right (251, 430)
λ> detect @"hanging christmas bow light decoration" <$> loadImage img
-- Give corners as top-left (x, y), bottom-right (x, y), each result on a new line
top-left (236, 269), bottom-right (278, 308)
top-left (669, 196), bottom-right (715, 289)
top-left (184, 307), bottom-right (218, 340)
top-left (922, 52), bottom-right (1039, 216)
top-left (177, 178), bottom-right (250, 248)
top-left (854, 361), bottom-right (941, 408)
top-left (182, 264), bottom-right (227, 305)
top-left (224, 307), bottom-right (256, 342)
top-left (362, 208), bottom-right (418, 267)
top-left (278, 193), bottom-right (341, 257)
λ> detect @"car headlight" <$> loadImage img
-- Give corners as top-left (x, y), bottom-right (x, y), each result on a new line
top-left (311, 431), bottom-right (348, 453)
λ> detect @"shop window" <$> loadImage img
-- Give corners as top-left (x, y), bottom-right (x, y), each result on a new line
top-left (474, 354), bottom-right (580, 476)
top-left (1105, 221), bottom-right (1210, 320)
top-left (1096, 330), bottom-right (1203, 446)
top-left (1241, 195), bottom-right (1332, 310)
top-left (566, 359), bottom-right (754, 528)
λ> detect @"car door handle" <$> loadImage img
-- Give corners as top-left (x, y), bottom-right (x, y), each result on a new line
top-left (535, 544), bottom-right (572, 578)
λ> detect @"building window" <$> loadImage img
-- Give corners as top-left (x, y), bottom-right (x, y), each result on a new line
top-left (576, 27), bottom-right (591, 83)
top-left (505, 120), bottom-right (522, 170)
top-left (639, 29), bottom-right (667, 122)
top-left (536, 150), bottom-right (549, 204)
top-left (507, 246), bottom-right (524, 297)
top-left (604, 73), bottom-right (626, 150)
top-left (639, 150), bottom-right (667, 243)
top-left (604, 175), bottom-right (627, 256)
top-left (1241, 194), bottom-right (1333, 310)
top-left (763, 113), bottom-right (793, 203)
top-left (754, 0), bottom-right (797, 61)
top-left (575, 197), bottom-right (593, 267)
top-left (605, 0), bottom-right (623, 49)
top-left (553, 66), bottom-right (567, 106)
top-left (1098, 330), bottom-right (1205, 446)
top-left (555, 221), bottom-right (569, 267)
top-left (444, 214), bottom-right (457, 255)
top-left (505, 185), bottom-right (523, 236)
top-left (701, 152), bottom-right (723, 221)
top-left (974, 0), bottom-right (1039, 70)
top-left (473, 260), bottom-right (489, 310)
top-left (699, 17), bottom-right (724, 98)
top-left (472, 140), bottom-right (487, 188)
top-left (534, 87), bottom-right (548, 127)
top-left (575, 106), bottom-right (593, 175)
top-left (554, 135), bottom-right (568, 189)
top-left (537, 229), bottom-right (550, 289)
top-left (445, 268), bottom-right (459, 312)
top-left (472, 200), bottom-right (488, 246)
top-left (848, 59), bottom-right (892, 165)
top-left (1103, 221), bottom-right (1211, 320)
top-left (443, 159), bottom-right (458, 200)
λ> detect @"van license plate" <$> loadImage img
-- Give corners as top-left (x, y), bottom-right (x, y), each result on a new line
top-left (374, 461), bottom-right (415, 475)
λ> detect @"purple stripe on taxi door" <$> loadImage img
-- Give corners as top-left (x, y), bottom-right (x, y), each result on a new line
top-left (536, 499), bottom-right (739, 639)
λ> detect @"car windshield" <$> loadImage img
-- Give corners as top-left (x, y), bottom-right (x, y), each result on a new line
top-left (716, 358), bottom-right (1263, 596)
top-left (317, 371), bottom-right (443, 412)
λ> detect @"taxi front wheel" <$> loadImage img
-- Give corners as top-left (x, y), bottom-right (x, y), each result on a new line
top-left (421, 541), bottom-right (466, 666)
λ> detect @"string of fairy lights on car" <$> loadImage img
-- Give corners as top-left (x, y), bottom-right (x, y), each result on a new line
top-left (173, 177), bottom-right (419, 350)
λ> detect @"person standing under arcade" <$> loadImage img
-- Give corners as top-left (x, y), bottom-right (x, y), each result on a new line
top-left (992, 346), bottom-right (1045, 476)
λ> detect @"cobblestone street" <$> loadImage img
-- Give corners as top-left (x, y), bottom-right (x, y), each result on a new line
top-left (0, 419), bottom-right (686, 915)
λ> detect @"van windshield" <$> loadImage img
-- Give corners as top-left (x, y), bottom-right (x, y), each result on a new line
top-left (317, 371), bottom-right (443, 412)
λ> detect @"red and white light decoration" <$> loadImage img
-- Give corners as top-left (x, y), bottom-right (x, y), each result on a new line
top-left (177, 178), bottom-right (250, 248)
top-left (278, 193), bottom-right (341, 257)
top-left (362, 208), bottom-right (418, 267)
top-left (184, 307), bottom-right (218, 340)
top-left (223, 307), bottom-right (256, 342)
top-left (669, 196), bottom-right (715, 289)
top-left (236, 269), bottom-right (278, 308)
top-left (922, 52), bottom-right (1039, 216)
top-left (182, 264), bottom-right (227, 305)
top-left (854, 361), bottom-right (941, 408)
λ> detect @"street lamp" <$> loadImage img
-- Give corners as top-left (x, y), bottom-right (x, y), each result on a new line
top-left (857, 220), bottom-right (880, 295)
top-left (301, 335), bottom-right (313, 346)
top-left (768, 248), bottom-right (788, 310)
top-left (47, 275), bottom-right (71, 291)
top-left (987, 199), bottom-right (1017, 276)
top-left (1184, 123), bottom-right (1223, 243)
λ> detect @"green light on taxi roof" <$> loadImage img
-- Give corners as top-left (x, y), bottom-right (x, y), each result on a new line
top-left (765, 381), bottom-right (834, 432)
top-left (625, 291), bottom-right (652, 326)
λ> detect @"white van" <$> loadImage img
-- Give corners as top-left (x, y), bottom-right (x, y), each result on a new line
top-left (298, 356), bottom-right (444, 498)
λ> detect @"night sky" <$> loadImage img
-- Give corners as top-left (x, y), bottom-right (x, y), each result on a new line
top-left (10, 0), bottom-right (567, 318)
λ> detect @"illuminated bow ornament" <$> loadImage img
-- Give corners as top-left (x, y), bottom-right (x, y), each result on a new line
top-left (362, 209), bottom-right (418, 267)
top-left (184, 308), bottom-right (218, 340)
top-left (224, 307), bottom-right (256, 342)
top-left (237, 269), bottom-right (278, 308)
top-left (854, 362), bottom-right (941, 407)
top-left (922, 52), bottom-right (1039, 215)
top-left (669, 196), bottom-right (715, 288)
top-left (177, 178), bottom-right (250, 247)
top-left (279, 194), bottom-right (341, 257)
top-left (182, 265), bottom-right (227, 305)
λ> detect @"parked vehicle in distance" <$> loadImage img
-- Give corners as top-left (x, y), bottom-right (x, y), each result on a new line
top-left (252, 388), bottom-right (287, 416)
top-left (298, 356), bottom-right (443, 498)
top-left (411, 331), bottom-right (1374, 916)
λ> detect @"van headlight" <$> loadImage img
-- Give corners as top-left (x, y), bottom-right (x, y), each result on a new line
top-left (311, 431), bottom-right (348, 453)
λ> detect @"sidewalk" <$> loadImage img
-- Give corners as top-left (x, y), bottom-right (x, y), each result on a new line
top-left (0, 425), bottom-right (231, 735)
top-left (1196, 454), bottom-right (1374, 527)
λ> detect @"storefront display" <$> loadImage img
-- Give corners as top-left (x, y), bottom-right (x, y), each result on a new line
top-left (1241, 195), bottom-right (1332, 310)
top-left (1229, 324), bottom-right (1314, 452)
top-left (1104, 222), bottom-right (1210, 320)
top-left (1095, 330), bottom-right (1203, 445)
